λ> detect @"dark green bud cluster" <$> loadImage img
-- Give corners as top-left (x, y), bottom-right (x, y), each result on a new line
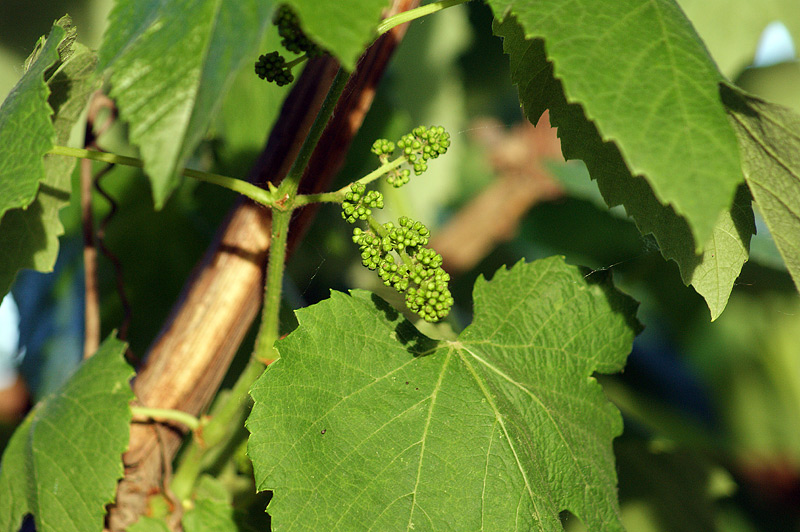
top-left (255, 52), bottom-right (294, 86)
top-left (342, 183), bottom-right (384, 224)
top-left (273, 5), bottom-right (324, 58)
top-left (256, 5), bottom-right (325, 84)
top-left (372, 125), bottom-right (451, 188)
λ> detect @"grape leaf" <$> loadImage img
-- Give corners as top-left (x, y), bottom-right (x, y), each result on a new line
top-left (677, 0), bottom-right (800, 77)
top-left (0, 21), bottom-right (63, 222)
top-left (284, 0), bottom-right (391, 70)
top-left (248, 257), bottom-right (640, 531)
top-left (723, 84), bottom-right (800, 293)
top-left (96, 0), bottom-right (388, 208)
top-left (485, 0), bottom-right (743, 251)
top-left (97, 0), bottom-right (275, 207)
top-left (0, 30), bottom-right (99, 299)
top-left (493, 17), bottom-right (754, 320)
top-left (0, 334), bottom-right (134, 532)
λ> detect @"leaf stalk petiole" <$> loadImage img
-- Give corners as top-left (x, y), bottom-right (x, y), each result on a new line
top-left (48, 145), bottom-right (276, 206)
top-left (376, 0), bottom-right (471, 36)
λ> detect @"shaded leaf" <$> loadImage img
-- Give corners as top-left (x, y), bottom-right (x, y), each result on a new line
top-left (248, 257), bottom-right (640, 531)
top-left (182, 476), bottom-right (240, 532)
top-left (0, 34), bottom-right (99, 298)
top-left (0, 334), bottom-right (134, 532)
top-left (723, 84), bottom-right (800, 293)
top-left (485, 0), bottom-right (742, 250)
top-left (494, 18), bottom-right (754, 320)
top-left (0, 21), bottom-right (63, 222)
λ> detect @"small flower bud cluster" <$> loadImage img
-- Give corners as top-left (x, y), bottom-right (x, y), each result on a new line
top-left (254, 52), bottom-right (294, 86)
top-left (341, 183), bottom-right (384, 224)
top-left (340, 126), bottom-right (455, 322)
top-left (349, 218), bottom-right (453, 322)
top-left (398, 125), bottom-right (451, 176)
top-left (371, 126), bottom-right (451, 188)
top-left (273, 5), bottom-right (324, 58)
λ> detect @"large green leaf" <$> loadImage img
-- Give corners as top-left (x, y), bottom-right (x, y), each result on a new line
top-left (677, 0), bottom-right (800, 77)
top-left (0, 334), bottom-right (133, 532)
top-left (723, 84), bottom-right (800, 293)
top-left (0, 22), bottom-right (63, 222)
top-left (0, 32), bottom-right (99, 298)
top-left (485, 0), bottom-right (743, 251)
top-left (248, 257), bottom-right (640, 531)
top-left (96, 0), bottom-right (389, 208)
top-left (494, 18), bottom-right (754, 320)
top-left (97, 0), bottom-right (275, 207)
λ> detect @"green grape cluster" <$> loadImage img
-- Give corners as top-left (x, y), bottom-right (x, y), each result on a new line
top-left (255, 4), bottom-right (325, 84)
top-left (372, 125), bottom-right (451, 187)
top-left (342, 127), bottom-right (455, 323)
top-left (254, 51), bottom-right (294, 86)
top-left (273, 5), bottom-right (324, 58)
top-left (350, 218), bottom-right (453, 323)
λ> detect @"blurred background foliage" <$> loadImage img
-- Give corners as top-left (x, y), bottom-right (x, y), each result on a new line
top-left (1, 1), bottom-right (799, 530)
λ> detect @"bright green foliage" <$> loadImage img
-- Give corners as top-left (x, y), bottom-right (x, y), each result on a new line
top-left (0, 334), bottom-right (133, 532)
top-left (485, 0), bottom-right (743, 251)
top-left (494, 17), bottom-right (754, 320)
top-left (677, 0), bottom-right (800, 77)
top-left (97, 0), bottom-right (275, 208)
top-left (724, 84), bottom-right (800, 293)
top-left (0, 22), bottom-right (62, 223)
top-left (0, 17), bottom-right (99, 299)
top-left (247, 257), bottom-right (640, 531)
